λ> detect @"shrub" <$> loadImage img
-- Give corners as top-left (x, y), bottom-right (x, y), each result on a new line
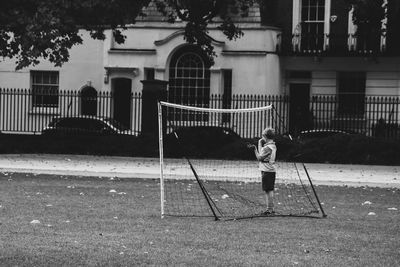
top-left (290, 134), bottom-right (400, 165)
top-left (0, 133), bottom-right (399, 165)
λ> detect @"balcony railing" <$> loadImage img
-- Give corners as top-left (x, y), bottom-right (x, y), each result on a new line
top-left (278, 33), bottom-right (386, 56)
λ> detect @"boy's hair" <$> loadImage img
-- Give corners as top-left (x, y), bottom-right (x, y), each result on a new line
top-left (262, 127), bottom-right (275, 139)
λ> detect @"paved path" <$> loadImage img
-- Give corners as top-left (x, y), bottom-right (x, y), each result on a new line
top-left (0, 154), bottom-right (399, 188)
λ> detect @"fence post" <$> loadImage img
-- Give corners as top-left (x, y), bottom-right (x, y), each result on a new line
top-left (141, 80), bottom-right (168, 136)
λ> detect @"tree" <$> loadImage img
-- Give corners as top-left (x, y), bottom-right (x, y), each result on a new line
top-left (0, 0), bottom-right (256, 70)
top-left (348, 0), bottom-right (385, 33)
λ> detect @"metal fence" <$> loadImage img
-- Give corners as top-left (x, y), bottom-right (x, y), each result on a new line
top-left (310, 94), bottom-right (400, 139)
top-left (0, 88), bottom-right (399, 139)
top-left (0, 89), bottom-right (142, 135)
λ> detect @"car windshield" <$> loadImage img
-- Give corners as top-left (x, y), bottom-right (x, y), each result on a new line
top-left (103, 118), bottom-right (128, 131)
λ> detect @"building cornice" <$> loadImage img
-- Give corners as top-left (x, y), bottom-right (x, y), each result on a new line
top-left (108, 48), bottom-right (157, 55)
top-left (154, 29), bottom-right (225, 47)
top-left (221, 50), bottom-right (277, 56)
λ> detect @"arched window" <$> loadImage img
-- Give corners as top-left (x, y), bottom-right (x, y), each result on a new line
top-left (168, 46), bottom-right (211, 108)
top-left (80, 86), bottom-right (97, 116)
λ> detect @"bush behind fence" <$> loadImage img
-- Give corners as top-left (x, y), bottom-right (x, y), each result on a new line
top-left (0, 88), bottom-right (398, 140)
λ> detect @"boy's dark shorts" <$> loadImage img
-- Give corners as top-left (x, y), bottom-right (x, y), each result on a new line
top-left (262, 171), bottom-right (276, 192)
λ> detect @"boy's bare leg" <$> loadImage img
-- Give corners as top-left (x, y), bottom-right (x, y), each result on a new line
top-left (265, 191), bottom-right (274, 211)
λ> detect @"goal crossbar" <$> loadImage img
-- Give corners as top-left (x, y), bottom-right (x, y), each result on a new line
top-left (159, 101), bottom-right (272, 113)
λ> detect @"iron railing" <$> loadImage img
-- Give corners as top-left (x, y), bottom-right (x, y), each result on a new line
top-left (278, 33), bottom-right (387, 56)
top-left (0, 89), bottom-right (142, 135)
top-left (0, 88), bottom-right (398, 139)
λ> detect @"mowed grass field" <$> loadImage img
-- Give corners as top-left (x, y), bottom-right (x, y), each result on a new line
top-left (0, 172), bottom-right (399, 266)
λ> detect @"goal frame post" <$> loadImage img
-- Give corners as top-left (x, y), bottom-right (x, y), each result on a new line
top-left (158, 102), bottom-right (165, 218)
top-left (157, 101), bottom-right (326, 219)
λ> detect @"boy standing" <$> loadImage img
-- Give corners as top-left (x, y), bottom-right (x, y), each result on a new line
top-left (249, 127), bottom-right (277, 215)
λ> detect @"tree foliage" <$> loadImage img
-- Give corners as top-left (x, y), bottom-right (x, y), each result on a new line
top-left (347, 0), bottom-right (386, 34)
top-left (0, 0), bottom-right (256, 69)
top-left (1, 0), bottom-right (394, 70)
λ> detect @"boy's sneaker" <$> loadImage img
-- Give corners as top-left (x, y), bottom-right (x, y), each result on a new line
top-left (263, 210), bottom-right (275, 215)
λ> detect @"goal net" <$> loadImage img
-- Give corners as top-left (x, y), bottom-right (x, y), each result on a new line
top-left (158, 101), bottom-right (326, 220)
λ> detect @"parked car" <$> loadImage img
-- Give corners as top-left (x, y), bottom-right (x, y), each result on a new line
top-left (42, 116), bottom-right (132, 136)
top-left (165, 126), bottom-right (241, 157)
top-left (298, 129), bottom-right (352, 140)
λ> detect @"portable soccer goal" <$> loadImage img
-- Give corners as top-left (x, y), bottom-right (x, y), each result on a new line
top-left (158, 101), bottom-right (326, 220)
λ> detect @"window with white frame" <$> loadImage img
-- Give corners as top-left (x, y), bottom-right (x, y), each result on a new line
top-left (293, 0), bottom-right (330, 52)
top-left (338, 72), bottom-right (366, 116)
top-left (168, 45), bottom-right (211, 121)
top-left (31, 71), bottom-right (59, 107)
top-left (301, 0), bottom-right (325, 51)
top-left (348, 1), bottom-right (387, 52)
top-left (168, 46), bottom-right (210, 107)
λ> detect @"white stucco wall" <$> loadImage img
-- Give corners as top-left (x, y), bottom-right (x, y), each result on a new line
top-left (282, 57), bottom-right (400, 96)
top-left (106, 24), bottom-right (281, 95)
top-left (0, 22), bottom-right (282, 97)
top-left (0, 31), bottom-right (104, 92)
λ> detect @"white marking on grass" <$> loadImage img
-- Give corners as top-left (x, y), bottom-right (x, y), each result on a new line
top-left (109, 189), bottom-right (117, 193)
top-left (388, 207), bottom-right (398, 211)
top-left (30, 220), bottom-right (40, 224)
top-left (117, 192), bottom-right (126, 195)
top-left (221, 194), bottom-right (229, 199)
top-left (368, 212), bottom-right (376, 216)
top-left (362, 201), bottom-right (372, 205)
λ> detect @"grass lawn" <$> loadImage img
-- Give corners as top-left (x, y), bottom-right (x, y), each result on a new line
top-left (0, 172), bottom-right (399, 266)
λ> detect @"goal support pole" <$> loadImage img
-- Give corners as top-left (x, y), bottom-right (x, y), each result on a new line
top-left (172, 131), bottom-right (220, 221)
top-left (186, 158), bottom-right (220, 221)
top-left (302, 163), bottom-right (327, 218)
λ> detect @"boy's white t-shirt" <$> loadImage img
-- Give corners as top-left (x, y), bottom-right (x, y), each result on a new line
top-left (258, 140), bottom-right (277, 172)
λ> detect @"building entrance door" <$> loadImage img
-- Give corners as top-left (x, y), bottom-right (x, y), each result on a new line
top-left (81, 86), bottom-right (97, 116)
top-left (289, 83), bottom-right (311, 136)
top-left (112, 78), bottom-right (132, 130)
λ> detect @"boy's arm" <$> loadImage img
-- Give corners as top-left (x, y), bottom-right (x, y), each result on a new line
top-left (258, 138), bottom-right (263, 152)
top-left (249, 139), bottom-right (268, 162)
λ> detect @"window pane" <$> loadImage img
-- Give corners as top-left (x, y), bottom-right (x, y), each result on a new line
top-left (51, 73), bottom-right (58, 84)
top-left (169, 48), bottom-right (210, 120)
top-left (338, 72), bottom-right (366, 115)
top-left (309, 6), bottom-right (316, 20)
top-left (318, 7), bottom-right (325, 20)
top-left (301, 6), bottom-right (309, 20)
top-left (31, 71), bottom-right (59, 107)
top-left (36, 73), bottom-right (43, 84)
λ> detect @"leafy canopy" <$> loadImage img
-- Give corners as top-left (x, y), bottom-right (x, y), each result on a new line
top-left (1, 0), bottom-right (390, 70)
top-left (0, 0), bottom-right (256, 69)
